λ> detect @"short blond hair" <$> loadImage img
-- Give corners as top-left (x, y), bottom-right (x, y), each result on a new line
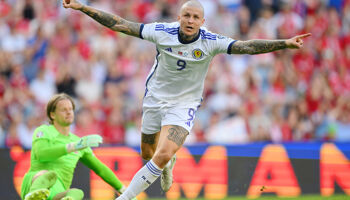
top-left (180, 0), bottom-right (204, 16)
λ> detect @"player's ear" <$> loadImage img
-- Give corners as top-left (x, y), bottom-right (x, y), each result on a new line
top-left (201, 18), bottom-right (205, 26)
top-left (177, 15), bottom-right (180, 21)
top-left (50, 112), bottom-right (55, 121)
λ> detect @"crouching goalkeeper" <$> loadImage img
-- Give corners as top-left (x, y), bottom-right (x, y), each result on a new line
top-left (21, 93), bottom-right (134, 200)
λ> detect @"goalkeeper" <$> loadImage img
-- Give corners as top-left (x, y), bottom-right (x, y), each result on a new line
top-left (21, 93), bottom-right (132, 200)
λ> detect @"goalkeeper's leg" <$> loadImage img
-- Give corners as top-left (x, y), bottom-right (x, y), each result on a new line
top-left (52, 188), bottom-right (84, 200)
top-left (24, 170), bottom-right (57, 200)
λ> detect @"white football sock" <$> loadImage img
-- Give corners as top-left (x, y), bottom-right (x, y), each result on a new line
top-left (116, 159), bottom-right (163, 200)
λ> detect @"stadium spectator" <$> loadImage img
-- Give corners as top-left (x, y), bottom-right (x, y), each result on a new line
top-left (102, 107), bottom-right (126, 144)
top-left (72, 107), bottom-right (102, 137)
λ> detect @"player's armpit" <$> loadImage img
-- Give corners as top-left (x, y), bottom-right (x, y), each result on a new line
top-left (230, 40), bottom-right (287, 55)
top-left (80, 5), bottom-right (142, 38)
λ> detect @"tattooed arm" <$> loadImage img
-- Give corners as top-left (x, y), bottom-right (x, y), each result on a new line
top-left (230, 33), bottom-right (311, 55)
top-left (231, 40), bottom-right (287, 55)
top-left (63, 0), bottom-right (141, 38)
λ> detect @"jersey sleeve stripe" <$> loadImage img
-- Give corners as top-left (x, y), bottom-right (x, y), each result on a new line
top-left (155, 24), bottom-right (164, 29)
top-left (154, 23), bottom-right (179, 35)
top-left (155, 27), bottom-right (179, 35)
top-left (200, 30), bottom-right (217, 40)
top-left (227, 40), bottom-right (238, 54)
top-left (140, 24), bottom-right (145, 39)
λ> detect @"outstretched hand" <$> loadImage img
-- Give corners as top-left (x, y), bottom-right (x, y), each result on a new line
top-left (66, 134), bottom-right (103, 153)
top-left (62, 0), bottom-right (83, 10)
top-left (285, 33), bottom-right (311, 49)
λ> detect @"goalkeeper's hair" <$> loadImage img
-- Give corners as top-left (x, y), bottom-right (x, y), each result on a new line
top-left (46, 93), bottom-right (75, 124)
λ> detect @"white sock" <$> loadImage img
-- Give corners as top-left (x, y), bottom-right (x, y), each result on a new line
top-left (117, 159), bottom-right (163, 200)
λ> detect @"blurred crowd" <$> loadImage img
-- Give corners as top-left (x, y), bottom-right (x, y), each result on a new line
top-left (0, 0), bottom-right (350, 149)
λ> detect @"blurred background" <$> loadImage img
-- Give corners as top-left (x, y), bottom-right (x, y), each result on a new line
top-left (0, 0), bottom-right (349, 148)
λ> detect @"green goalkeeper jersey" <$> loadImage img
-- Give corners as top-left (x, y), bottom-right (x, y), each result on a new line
top-left (29, 124), bottom-right (92, 189)
top-left (22, 124), bottom-right (124, 200)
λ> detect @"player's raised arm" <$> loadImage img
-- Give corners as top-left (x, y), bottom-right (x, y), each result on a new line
top-left (62, 0), bottom-right (142, 38)
top-left (230, 33), bottom-right (311, 55)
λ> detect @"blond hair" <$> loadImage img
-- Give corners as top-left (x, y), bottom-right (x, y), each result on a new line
top-left (46, 93), bottom-right (75, 124)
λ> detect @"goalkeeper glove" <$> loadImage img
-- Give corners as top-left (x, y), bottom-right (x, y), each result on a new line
top-left (66, 134), bottom-right (103, 153)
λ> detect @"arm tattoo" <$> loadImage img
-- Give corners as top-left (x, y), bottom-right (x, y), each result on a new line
top-left (142, 134), bottom-right (156, 144)
top-left (80, 5), bottom-right (141, 37)
top-left (167, 126), bottom-right (189, 147)
top-left (231, 40), bottom-right (287, 55)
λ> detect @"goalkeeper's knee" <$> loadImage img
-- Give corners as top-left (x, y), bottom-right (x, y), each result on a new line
top-left (66, 188), bottom-right (84, 200)
top-left (30, 171), bottom-right (57, 192)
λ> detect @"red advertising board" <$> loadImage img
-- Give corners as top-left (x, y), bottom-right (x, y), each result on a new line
top-left (1, 142), bottom-right (349, 199)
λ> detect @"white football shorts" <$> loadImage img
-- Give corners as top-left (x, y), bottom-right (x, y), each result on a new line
top-left (141, 94), bottom-right (201, 134)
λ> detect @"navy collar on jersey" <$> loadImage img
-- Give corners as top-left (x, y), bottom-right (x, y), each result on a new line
top-left (178, 27), bottom-right (201, 44)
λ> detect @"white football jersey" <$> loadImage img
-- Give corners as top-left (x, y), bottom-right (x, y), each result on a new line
top-left (141, 22), bottom-right (236, 104)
